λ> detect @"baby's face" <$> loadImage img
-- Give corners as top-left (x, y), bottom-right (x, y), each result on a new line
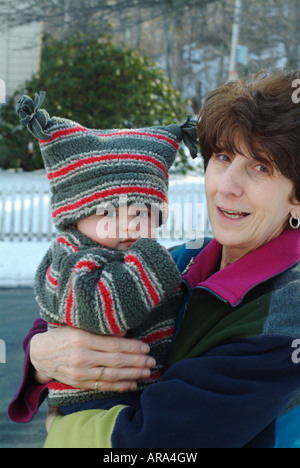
top-left (76, 204), bottom-right (158, 250)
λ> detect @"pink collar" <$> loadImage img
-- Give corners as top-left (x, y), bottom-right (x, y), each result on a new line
top-left (183, 228), bottom-right (300, 307)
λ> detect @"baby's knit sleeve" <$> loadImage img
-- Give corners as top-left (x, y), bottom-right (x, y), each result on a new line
top-left (36, 238), bottom-right (181, 335)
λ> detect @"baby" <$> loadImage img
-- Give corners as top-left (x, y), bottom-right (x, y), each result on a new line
top-left (16, 92), bottom-right (198, 412)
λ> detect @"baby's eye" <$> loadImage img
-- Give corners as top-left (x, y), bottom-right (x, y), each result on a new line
top-left (136, 210), bottom-right (149, 218)
top-left (103, 210), bottom-right (117, 218)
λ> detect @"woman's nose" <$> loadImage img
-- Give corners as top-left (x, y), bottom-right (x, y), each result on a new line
top-left (216, 161), bottom-right (244, 197)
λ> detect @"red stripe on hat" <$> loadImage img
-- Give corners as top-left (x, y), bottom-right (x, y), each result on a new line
top-left (98, 280), bottom-right (122, 334)
top-left (52, 186), bottom-right (167, 219)
top-left (97, 130), bottom-right (179, 150)
top-left (39, 125), bottom-right (87, 144)
top-left (125, 253), bottom-right (160, 307)
top-left (39, 126), bottom-right (179, 150)
top-left (47, 154), bottom-right (169, 181)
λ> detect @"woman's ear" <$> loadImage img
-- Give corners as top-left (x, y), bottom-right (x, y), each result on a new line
top-left (289, 191), bottom-right (300, 219)
top-left (290, 203), bottom-right (300, 221)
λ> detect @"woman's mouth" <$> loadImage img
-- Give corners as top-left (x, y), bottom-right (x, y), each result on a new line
top-left (218, 207), bottom-right (251, 220)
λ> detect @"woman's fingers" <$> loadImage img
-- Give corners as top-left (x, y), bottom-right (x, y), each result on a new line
top-left (30, 326), bottom-right (156, 391)
top-left (91, 363), bottom-right (152, 383)
top-left (81, 366), bottom-right (153, 393)
top-left (57, 348), bottom-right (155, 389)
top-left (88, 348), bottom-right (156, 370)
top-left (88, 332), bottom-right (151, 356)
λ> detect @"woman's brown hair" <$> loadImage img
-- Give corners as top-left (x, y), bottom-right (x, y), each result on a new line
top-left (197, 69), bottom-right (300, 201)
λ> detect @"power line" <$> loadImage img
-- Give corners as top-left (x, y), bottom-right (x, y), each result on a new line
top-left (228, 0), bottom-right (242, 81)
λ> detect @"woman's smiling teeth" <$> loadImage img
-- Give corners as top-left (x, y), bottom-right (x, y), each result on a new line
top-left (219, 207), bottom-right (250, 219)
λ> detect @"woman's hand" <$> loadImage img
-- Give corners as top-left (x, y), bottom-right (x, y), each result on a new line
top-left (30, 326), bottom-right (155, 393)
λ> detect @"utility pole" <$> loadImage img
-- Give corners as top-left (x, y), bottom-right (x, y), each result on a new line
top-left (64, 0), bottom-right (71, 33)
top-left (228, 0), bottom-right (242, 82)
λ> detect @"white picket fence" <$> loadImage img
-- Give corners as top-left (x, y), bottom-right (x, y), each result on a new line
top-left (0, 185), bottom-right (55, 242)
top-left (0, 180), bottom-right (212, 244)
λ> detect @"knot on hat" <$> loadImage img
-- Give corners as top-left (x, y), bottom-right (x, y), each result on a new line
top-left (168, 115), bottom-right (199, 160)
top-left (179, 115), bottom-right (199, 159)
top-left (16, 91), bottom-right (51, 141)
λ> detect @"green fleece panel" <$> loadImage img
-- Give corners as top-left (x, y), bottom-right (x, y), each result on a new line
top-left (168, 286), bottom-right (273, 364)
top-left (44, 405), bottom-right (126, 448)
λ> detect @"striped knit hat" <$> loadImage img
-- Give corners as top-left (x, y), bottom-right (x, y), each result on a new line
top-left (16, 92), bottom-right (198, 228)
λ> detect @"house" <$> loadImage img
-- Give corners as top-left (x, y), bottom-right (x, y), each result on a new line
top-left (0, 21), bottom-right (43, 100)
top-left (0, 79), bottom-right (5, 103)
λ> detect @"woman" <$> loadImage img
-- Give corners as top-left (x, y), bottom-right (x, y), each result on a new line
top-left (9, 70), bottom-right (300, 448)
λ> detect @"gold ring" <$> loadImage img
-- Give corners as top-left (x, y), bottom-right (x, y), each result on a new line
top-left (94, 366), bottom-right (105, 391)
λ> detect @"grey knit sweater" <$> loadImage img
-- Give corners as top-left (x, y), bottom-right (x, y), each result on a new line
top-left (34, 228), bottom-right (183, 407)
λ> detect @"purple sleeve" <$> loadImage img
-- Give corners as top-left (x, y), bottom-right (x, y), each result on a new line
top-left (8, 318), bottom-right (49, 423)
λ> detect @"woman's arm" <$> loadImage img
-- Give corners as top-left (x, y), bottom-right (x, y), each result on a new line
top-left (8, 321), bottom-right (155, 423)
top-left (44, 334), bottom-right (300, 448)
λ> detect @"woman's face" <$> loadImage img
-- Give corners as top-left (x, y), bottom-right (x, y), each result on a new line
top-left (205, 143), bottom-right (300, 264)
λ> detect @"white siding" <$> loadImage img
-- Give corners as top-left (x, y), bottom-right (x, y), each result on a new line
top-left (0, 21), bottom-right (43, 98)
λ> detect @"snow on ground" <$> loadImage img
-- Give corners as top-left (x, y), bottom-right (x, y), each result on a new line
top-left (0, 241), bottom-right (51, 287)
top-left (0, 169), bottom-right (207, 287)
top-left (0, 170), bottom-right (52, 287)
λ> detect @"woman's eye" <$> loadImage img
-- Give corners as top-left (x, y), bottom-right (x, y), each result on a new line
top-left (253, 164), bottom-right (271, 174)
top-left (216, 153), bottom-right (232, 163)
